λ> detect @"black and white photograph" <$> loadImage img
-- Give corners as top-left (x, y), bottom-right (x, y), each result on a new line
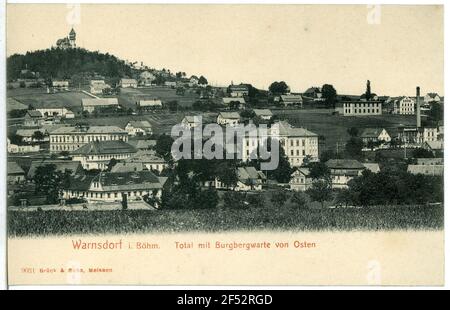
top-left (2, 2), bottom-right (446, 287)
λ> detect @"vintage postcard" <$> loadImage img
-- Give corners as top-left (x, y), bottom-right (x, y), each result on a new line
top-left (4, 3), bottom-right (444, 286)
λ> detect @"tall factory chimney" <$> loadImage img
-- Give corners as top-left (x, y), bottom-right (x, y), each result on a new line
top-left (416, 86), bottom-right (421, 128)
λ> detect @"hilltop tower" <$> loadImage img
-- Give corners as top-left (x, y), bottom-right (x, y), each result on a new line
top-left (69, 28), bottom-right (76, 48)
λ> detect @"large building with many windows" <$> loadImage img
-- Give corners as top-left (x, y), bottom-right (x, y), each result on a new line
top-left (49, 125), bottom-right (128, 153)
top-left (393, 97), bottom-right (415, 115)
top-left (242, 121), bottom-right (319, 167)
top-left (342, 101), bottom-right (382, 116)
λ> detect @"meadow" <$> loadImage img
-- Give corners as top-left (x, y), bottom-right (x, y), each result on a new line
top-left (273, 109), bottom-right (416, 151)
top-left (8, 204), bottom-right (443, 236)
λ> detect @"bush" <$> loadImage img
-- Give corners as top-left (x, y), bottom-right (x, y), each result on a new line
top-left (270, 189), bottom-right (290, 208)
top-left (223, 191), bottom-right (247, 209)
top-left (246, 192), bottom-right (265, 208)
top-left (291, 191), bottom-right (308, 209)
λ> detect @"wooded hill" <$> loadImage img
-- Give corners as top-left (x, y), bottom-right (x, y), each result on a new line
top-left (7, 48), bottom-right (133, 81)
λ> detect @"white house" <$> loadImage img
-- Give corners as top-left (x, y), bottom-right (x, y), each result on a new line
top-left (125, 121), bottom-right (153, 136)
top-left (164, 81), bottom-right (177, 87)
top-left (290, 167), bottom-right (313, 191)
top-left (424, 93), bottom-right (441, 104)
top-left (253, 109), bottom-right (273, 120)
top-left (222, 97), bottom-right (246, 109)
top-left (280, 94), bottom-right (303, 107)
top-left (229, 84), bottom-right (249, 97)
top-left (52, 80), bottom-right (69, 91)
top-left (359, 128), bottom-right (391, 144)
top-left (394, 97), bottom-right (415, 115)
top-left (136, 99), bottom-right (162, 109)
top-left (81, 98), bottom-right (119, 113)
top-left (217, 112), bottom-right (240, 126)
top-left (182, 115), bottom-right (202, 129)
top-left (119, 78), bottom-right (138, 88)
top-left (140, 71), bottom-right (156, 86)
top-left (90, 80), bottom-right (110, 94)
top-left (7, 138), bottom-right (40, 154)
top-left (189, 76), bottom-right (199, 87)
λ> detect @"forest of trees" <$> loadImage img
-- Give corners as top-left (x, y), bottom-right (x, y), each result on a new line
top-left (7, 48), bottom-right (133, 81)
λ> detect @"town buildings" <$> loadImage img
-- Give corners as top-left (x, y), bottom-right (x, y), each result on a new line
top-left (36, 107), bottom-right (75, 119)
top-left (49, 125), bottom-right (128, 153)
top-left (62, 170), bottom-right (167, 205)
top-left (71, 140), bottom-right (138, 170)
top-left (27, 159), bottom-right (83, 180)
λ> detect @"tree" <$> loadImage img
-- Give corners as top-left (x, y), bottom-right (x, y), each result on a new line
top-left (266, 139), bottom-right (293, 183)
top-left (9, 134), bottom-right (22, 145)
top-left (308, 162), bottom-right (331, 180)
top-left (167, 100), bottom-right (178, 112)
top-left (198, 76), bottom-right (208, 85)
top-left (347, 127), bottom-right (359, 137)
top-left (307, 179), bottom-right (332, 208)
top-left (268, 81), bottom-right (289, 95)
top-left (215, 161), bottom-right (238, 189)
top-left (291, 191), bottom-right (308, 209)
top-left (429, 103), bottom-right (443, 122)
top-left (345, 137), bottom-right (364, 159)
top-left (33, 164), bottom-right (72, 204)
top-left (270, 188), bottom-right (290, 208)
top-left (32, 130), bottom-right (45, 141)
top-left (239, 109), bottom-right (256, 119)
top-left (155, 134), bottom-right (174, 161)
top-left (412, 148), bottom-right (434, 159)
top-left (321, 84), bottom-right (337, 108)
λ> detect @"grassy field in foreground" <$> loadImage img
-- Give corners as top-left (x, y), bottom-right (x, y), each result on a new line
top-left (8, 204), bottom-right (443, 236)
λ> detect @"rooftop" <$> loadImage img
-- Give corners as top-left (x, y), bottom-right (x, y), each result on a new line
top-left (72, 140), bottom-right (137, 155)
top-left (50, 125), bottom-right (127, 135)
top-left (326, 159), bottom-right (365, 170)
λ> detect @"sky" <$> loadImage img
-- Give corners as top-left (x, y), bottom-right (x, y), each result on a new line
top-left (6, 4), bottom-right (444, 96)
